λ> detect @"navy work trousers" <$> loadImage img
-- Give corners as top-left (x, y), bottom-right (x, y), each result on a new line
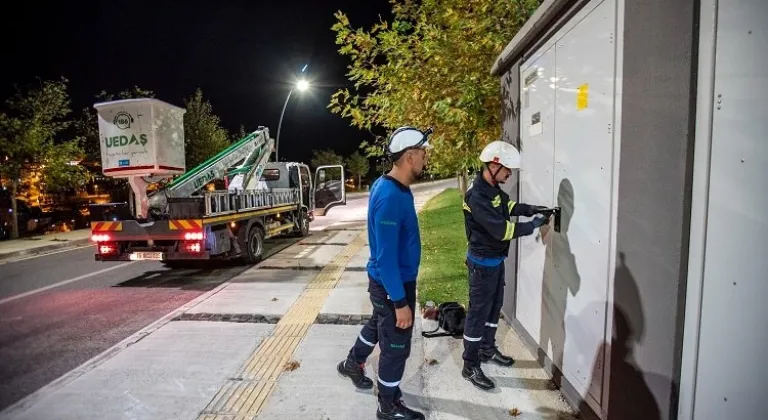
top-left (348, 277), bottom-right (416, 403)
top-left (462, 258), bottom-right (505, 367)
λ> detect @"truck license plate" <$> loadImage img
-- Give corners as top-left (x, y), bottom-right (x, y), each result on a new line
top-left (130, 252), bottom-right (164, 261)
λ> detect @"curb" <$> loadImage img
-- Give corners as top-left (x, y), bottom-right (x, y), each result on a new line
top-left (0, 238), bottom-right (92, 263)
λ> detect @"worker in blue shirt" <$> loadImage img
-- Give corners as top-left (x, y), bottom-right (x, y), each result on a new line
top-left (461, 140), bottom-right (550, 391)
top-left (337, 126), bottom-right (432, 420)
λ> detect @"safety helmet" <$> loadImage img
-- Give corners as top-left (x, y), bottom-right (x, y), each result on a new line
top-left (479, 140), bottom-right (521, 169)
top-left (386, 126), bottom-right (434, 159)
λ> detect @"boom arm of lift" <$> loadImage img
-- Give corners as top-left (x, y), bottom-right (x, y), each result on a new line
top-left (145, 128), bottom-right (273, 215)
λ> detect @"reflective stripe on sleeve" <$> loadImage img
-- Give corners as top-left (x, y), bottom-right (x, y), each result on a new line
top-left (503, 221), bottom-right (515, 241)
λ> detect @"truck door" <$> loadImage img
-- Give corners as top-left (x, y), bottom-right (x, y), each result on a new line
top-left (299, 164), bottom-right (312, 211)
top-left (312, 165), bottom-right (346, 216)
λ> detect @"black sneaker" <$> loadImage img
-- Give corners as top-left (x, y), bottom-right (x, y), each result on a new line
top-left (462, 364), bottom-right (495, 390)
top-left (377, 399), bottom-right (425, 420)
top-left (479, 347), bottom-right (515, 367)
top-left (337, 358), bottom-right (373, 389)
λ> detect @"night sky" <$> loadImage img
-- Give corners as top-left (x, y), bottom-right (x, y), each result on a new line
top-left (2, 0), bottom-right (393, 166)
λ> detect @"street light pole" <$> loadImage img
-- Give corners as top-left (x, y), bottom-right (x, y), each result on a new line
top-left (275, 88), bottom-right (293, 161)
top-left (275, 64), bottom-right (309, 162)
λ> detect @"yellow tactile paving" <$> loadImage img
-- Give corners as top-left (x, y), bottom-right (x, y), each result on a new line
top-left (197, 230), bottom-right (367, 420)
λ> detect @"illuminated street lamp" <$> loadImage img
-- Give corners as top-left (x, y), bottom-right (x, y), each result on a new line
top-left (276, 65), bottom-right (310, 161)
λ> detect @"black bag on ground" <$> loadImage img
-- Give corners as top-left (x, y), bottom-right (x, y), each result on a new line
top-left (421, 302), bottom-right (466, 338)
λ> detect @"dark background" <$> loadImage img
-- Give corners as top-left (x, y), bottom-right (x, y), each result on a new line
top-left (1, 0), bottom-right (393, 165)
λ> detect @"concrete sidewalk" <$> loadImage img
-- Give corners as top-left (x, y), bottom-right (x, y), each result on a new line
top-left (0, 186), bottom-right (577, 420)
top-left (0, 229), bottom-right (92, 262)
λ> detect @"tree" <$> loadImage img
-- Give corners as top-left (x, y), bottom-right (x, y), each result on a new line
top-left (329, 0), bottom-right (541, 193)
top-left (346, 150), bottom-right (369, 187)
top-left (310, 148), bottom-right (345, 168)
top-left (234, 124), bottom-right (248, 142)
top-left (75, 86), bottom-right (155, 163)
top-left (0, 77), bottom-right (90, 238)
top-left (310, 149), bottom-right (345, 180)
top-left (183, 88), bottom-right (231, 168)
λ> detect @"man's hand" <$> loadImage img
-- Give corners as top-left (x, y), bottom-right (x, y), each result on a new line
top-left (525, 205), bottom-right (550, 217)
top-left (531, 215), bottom-right (550, 228)
top-left (395, 306), bottom-right (413, 329)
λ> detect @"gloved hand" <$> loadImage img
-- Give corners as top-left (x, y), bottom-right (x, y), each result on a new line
top-left (531, 215), bottom-right (550, 228)
top-left (522, 205), bottom-right (549, 217)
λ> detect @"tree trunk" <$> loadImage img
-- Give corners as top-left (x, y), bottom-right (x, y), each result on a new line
top-left (10, 180), bottom-right (19, 239)
top-left (458, 171), bottom-right (468, 196)
top-left (358, 175), bottom-right (361, 189)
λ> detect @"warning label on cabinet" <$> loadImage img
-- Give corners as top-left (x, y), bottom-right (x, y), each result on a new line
top-left (577, 84), bottom-right (589, 110)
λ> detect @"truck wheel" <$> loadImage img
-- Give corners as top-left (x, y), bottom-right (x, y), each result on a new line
top-left (246, 225), bottom-right (265, 264)
top-left (295, 210), bottom-right (310, 237)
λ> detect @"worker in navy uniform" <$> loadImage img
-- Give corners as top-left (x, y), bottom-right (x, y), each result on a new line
top-left (461, 140), bottom-right (550, 391)
top-left (337, 126), bottom-right (432, 420)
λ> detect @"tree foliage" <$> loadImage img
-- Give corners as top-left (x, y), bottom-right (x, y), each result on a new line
top-left (346, 151), bottom-right (370, 187)
top-left (75, 86), bottom-right (156, 163)
top-left (311, 149), bottom-right (345, 180)
top-left (234, 124), bottom-right (248, 142)
top-left (310, 148), bottom-right (345, 168)
top-left (0, 77), bottom-right (90, 238)
top-left (329, 0), bottom-right (541, 179)
top-left (183, 88), bottom-right (231, 169)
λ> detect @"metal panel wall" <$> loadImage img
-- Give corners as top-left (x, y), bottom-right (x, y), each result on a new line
top-left (684, 1), bottom-right (768, 418)
top-left (517, 43), bottom-right (557, 356)
top-left (517, 0), bottom-right (617, 414)
top-left (500, 61), bottom-right (522, 321)
top-left (551, 0), bottom-right (616, 406)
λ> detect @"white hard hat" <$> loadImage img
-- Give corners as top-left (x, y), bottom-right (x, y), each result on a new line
top-left (386, 126), bottom-right (434, 157)
top-left (479, 141), bottom-right (521, 169)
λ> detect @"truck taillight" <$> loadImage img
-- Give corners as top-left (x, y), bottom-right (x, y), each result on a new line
top-left (184, 232), bottom-right (203, 240)
top-left (184, 241), bottom-right (202, 253)
top-left (92, 234), bottom-right (111, 242)
top-left (99, 244), bottom-right (117, 254)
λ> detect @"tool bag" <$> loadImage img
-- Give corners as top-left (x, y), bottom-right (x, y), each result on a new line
top-left (421, 302), bottom-right (466, 338)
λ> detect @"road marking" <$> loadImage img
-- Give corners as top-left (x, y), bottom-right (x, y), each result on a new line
top-left (0, 243), bottom-right (94, 265)
top-left (0, 262), bottom-right (136, 305)
top-left (197, 230), bottom-right (367, 419)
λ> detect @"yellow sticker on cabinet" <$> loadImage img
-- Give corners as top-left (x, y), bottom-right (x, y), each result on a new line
top-left (577, 83), bottom-right (589, 110)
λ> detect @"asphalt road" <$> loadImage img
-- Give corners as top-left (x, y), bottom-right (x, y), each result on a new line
top-left (0, 238), bottom-right (296, 411)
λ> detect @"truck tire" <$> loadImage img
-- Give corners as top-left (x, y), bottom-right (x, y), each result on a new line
top-left (294, 210), bottom-right (310, 237)
top-left (246, 225), bottom-right (265, 264)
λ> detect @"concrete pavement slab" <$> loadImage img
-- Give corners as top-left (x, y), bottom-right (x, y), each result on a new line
top-left (185, 282), bottom-right (308, 316)
top-left (320, 271), bottom-right (372, 317)
top-left (3, 322), bottom-right (273, 420)
top-left (257, 244), bottom-right (347, 270)
top-left (229, 267), bottom-right (319, 284)
top-left (347, 245), bottom-right (370, 270)
top-left (419, 318), bottom-right (578, 420)
top-left (308, 230), bottom-right (363, 246)
top-left (256, 324), bottom-right (426, 420)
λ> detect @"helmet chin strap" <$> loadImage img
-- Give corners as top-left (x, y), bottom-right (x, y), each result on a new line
top-left (484, 163), bottom-right (503, 187)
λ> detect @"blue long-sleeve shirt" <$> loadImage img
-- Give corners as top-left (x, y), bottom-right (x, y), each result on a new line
top-left (366, 175), bottom-right (420, 308)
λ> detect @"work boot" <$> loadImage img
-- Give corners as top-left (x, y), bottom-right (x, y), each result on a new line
top-left (479, 347), bottom-right (515, 367)
top-left (337, 358), bottom-right (373, 389)
top-left (462, 364), bottom-right (495, 391)
top-left (377, 398), bottom-right (425, 420)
